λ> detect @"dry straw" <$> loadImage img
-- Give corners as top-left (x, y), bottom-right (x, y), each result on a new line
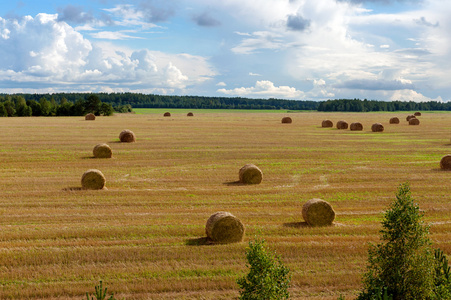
top-left (440, 155), bottom-right (451, 170)
top-left (93, 143), bottom-right (112, 158)
top-left (389, 117), bottom-right (400, 124)
top-left (322, 120), bottom-right (333, 127)
top-left (406, 115), bottom-right (416, 122)
top-left (119, 129), bottom-right (136, 143)
top-left (302, 198), bottom-right (335, 226)
top-left (187, 112), bottom-right (194, 116)
top-left (336, 120), bottom-right (348, 129)
top-left (164, 112), bottom-right (171, 117)
top-left (409, 118), bottom-right (420, 125)
top-left (281, 117), bottom-right (292, 124)
top-left (81, 169), bottom-right (106, 190)
top-left (414, 112), bottom-right (422, 116)
top-left (371, 123), bottom-right (384, 132)
top-left (350, 122), bottom-right (363, 131)
top-left (239, 164), bottom-right (263, 184)
top-left (205, 212), bottom-right (245, 243)
top-left (85, 113), bottom-right (95, 120)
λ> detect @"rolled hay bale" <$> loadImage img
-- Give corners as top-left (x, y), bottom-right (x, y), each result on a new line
top-left (350, 122), bottom-right (363, 131)
top-left (414, 111), bottom-right (422, 116)
top-left (302, 198), bottom-right (335, 226)
top-left (406, 115), bottom-right (416, 122)
top-left (281, 117), bottom-right (292, 124)
top-left (187, 112), bottom-right (194, 117)
top-left (371, 123), bottom-right (384, 132)
top-left (409, 118), bottom-right (420, 125)
top-left (205, 212), bottom-right (245, 243)
top-left (119, 129), bottom-right (136, 143)
top-left (321, 120), bottom-right (333, 128)
top-left (81, 169), bottom-right (106, 190)
top-left (336, 120), bottom-right (348, 130)
top-left (239, 164), bottom-right (263, 184)
top-left (389, 117), bottom-right (400, 124)
top-left (85, 113), bottom-right (95, 120)
top-left (93, 143), bottom-right (112, 158)
top-left (440, 155), bottom-right (451, 170)
top-left (164, 112), bottom-right (171, 117)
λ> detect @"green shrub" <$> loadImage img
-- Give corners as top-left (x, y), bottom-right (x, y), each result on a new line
top-left (85, 280), bottom-right (116, 300)
top-left (237, 238), bottom-right (291, 300)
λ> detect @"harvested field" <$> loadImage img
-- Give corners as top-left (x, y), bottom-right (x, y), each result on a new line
top-left (0, 110), bottom-right (450, 300)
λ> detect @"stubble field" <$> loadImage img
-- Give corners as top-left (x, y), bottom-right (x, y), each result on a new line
top-left (0, 110), bottom-right (450, 299)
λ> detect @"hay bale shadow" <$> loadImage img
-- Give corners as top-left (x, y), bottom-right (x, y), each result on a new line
top-left (223, 180), bottom-right (247, 186)
top-left (185, 237), bottom-right (215, 246)
top-left (432, 168), bottom-right (451, 172)
top-left (283, 221), bottom-right (310, 228)
top-left (63, 187), bottom-right (82, 191)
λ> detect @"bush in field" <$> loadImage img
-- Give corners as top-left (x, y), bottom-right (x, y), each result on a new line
top-left (237, 238), bottom-right (290, 300)
top-left (86, 281), bottom-right (116, 300)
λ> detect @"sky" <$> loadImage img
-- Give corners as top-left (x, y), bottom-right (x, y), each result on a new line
top-left (0, 0), bottom-right (450, 102)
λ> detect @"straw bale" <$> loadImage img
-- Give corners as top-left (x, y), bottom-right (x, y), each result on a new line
top-left (187, 112), bottom-right (194, 116)
top-left (302, 198), bottom-right (335, 226)
top-left (440, 155), bottom-right (451, 170)
top-left (164, 112), bottom-right (171, 117)
top-left (321, 120), bottom-right (333, 127)
top-left (414, 112), bottom-right (422, 116)
top-left (350, 122), bottom-right (363, 131)
top-left (119, 129), bottom-right (136, 143)
top-left (371, 123), bottom-right (384, 132)
top-left (336, 120), bottom-right (348, 129)
top-left (389, 117), bottom-right (400, 124)
top-left (205, 212), bottom-right (245, 243)
top-left (93, 143), bottom-right (112, 158)
top-left (239, 164), bottom-right (263, 184)
top-left (81, 169), bottom-right (106, 190)
top-left (85, 113), bottom-right (95, 120)
top-left (409, 118), bottom-right (420, 125)
top-left (281, 117), bottom-right (292, 124)
top-left (406, 115), bottom-right (416, 121)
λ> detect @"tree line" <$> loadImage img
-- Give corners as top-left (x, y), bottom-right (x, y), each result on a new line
top-left (318, 98), bottom-right (451, 112)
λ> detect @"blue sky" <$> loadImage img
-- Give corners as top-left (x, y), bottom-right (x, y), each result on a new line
top-left (0, 0), bottom-right (449, 102)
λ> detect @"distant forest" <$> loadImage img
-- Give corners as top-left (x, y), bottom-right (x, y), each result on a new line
top-left (0, 93), bottom-right (450, 117)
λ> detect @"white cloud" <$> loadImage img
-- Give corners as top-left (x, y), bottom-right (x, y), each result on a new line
top-left (91, 30), bottom-right (144, 40)
top-left (217, 80), bottom-right (305, 99)
top-left (249, 72), bottom-right (261, 76)
top-left (216, 81), bottom-right (226, 86)
top-left (390, 89), bottom-right (443, 102)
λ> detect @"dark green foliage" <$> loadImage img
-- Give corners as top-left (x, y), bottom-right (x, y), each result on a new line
top-left (85, 281), bottom-right (116, 300)
top-left (237, 238), bottom-right (290, 300)
top-left (433, 248), bottom-right (451, 299)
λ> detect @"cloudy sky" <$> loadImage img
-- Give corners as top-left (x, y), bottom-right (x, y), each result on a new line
top-left (0, 0), bottom-right (449, 102)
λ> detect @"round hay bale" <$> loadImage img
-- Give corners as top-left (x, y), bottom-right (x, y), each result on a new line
top-left (350, 122), bottom-right (363, 131)
top-left (205, 212), bottom-right (245, 243)
top-left (371, 123), bottom-right (384, 132)
top-left (336, 120), bottom-right (348, 130)
top-left (164, 112), bottom-right (171, 117)
top-left (321, 120), bottom-right (333, 127)
top-left (119, 129), bottom-right (136, 143)
top-left (281, 117), bottom-right (292, 124)
top-left (409, 118), bottom-right (420, 125)
top-left (85, 113), bottom-right (95, 120)
top-left (406, 115), bottom-right (416, 122)
top-left (187, 112), bottom-right (194, 117)
top-left (81, 169), bottom-right (106, 190)
top-left (239, 164), bottom-right (263, 184)
top-left (302, 198), bottom-right (335, 226)
top-left (93, 143), bottom-right (112, 158)
top-left (389, 117), bottom-right (400, 124)
top-left (414, 111), bottom-right (422, 116)
top-left (440, 155), bottom-right (451, 170)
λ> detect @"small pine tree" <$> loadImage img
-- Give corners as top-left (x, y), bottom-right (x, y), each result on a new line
top-left (237, 238), bottom-right (290, 300)
top-left (358, 182), bottom-right (436, 300)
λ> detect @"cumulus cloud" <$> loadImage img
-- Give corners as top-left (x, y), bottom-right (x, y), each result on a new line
top-left (57, 5), bottom-right (94, 24)
top-left (192, 12), bottom-right (221, 27)
top-left (217, 80), bottom-right (305, 99)
top-left (286, 14), bottom-right (310, 31)
top-left (337, 79), bottom-right (414, 90)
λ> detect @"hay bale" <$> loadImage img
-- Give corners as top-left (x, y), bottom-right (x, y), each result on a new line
top-left (302, 198), bottom-right (335, 226)
top-left (93, 143), bottom-right (112, 158)
top-left (406, 115), bottom-right (416, 122)
top-left (389, 117), bottom-right (400, 124)
top-left (85, 113), bottom-right (95, 120)
top-left (440, 155), bottom-right (451, 170)
top-left (350, 122), bottom-right (363, 131)
top-left (81, 169), bottom-right (106, 190)
top-left (239, 164), bottom-right (263, 184)
top-left (409, 118), bottom-right (420, 125)
top-left (187, 112), bottom-right (194, 117)
top-left (371, 123), bottom-right (384, 132)
top-left (414, 112), bottom-right (422, 116)
top-left (321, 120), bottom-right (333, 127)
top-left (119, 129), bottom-right (136, 143)
top-left (164, 112), bottom-right (171, 117)
top-left (336, 120), bottom-right (348, 129)
top-left (281, 117), bottom-right (292, 124)
top-left (205, 212), bottom-right (245, 243)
